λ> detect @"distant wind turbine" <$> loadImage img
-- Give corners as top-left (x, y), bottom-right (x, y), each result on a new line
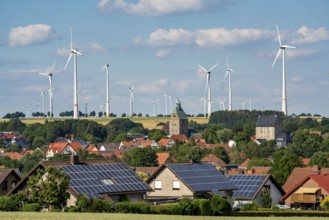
top-left (272, 24), bottom-right (296, 116)
top-left (157, 98), bottom-right (160, 116)
top-left (129, 85), bottom-right (134, 117)
top-left (223, 57), bottom-right (236, 111)
top-left (164, 94), bottom-right (168, 116)
top-left (200, 97), bottom-right (206, 118)
top-left (168, 95), bottom-right (172, 114)
top-left (101, 54), bottom-right (110, 117)
top-left (249, 101), bottom-right (252, 111)
top-left (64, 25), bottom-right (83, 119)
top-left (39, 60), bottom-right (56, 118)
top-left (40, 91), bottom-right (45, 116)
top-left (198, 63), bottom-right (218, 117)
top-left (152, 101), bottom-right (156, 117)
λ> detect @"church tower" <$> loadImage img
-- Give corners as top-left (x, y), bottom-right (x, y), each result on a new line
top-left (169, 100), bottom-right (188, 137)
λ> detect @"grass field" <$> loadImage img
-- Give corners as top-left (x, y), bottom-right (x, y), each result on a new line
top-left (0, 117), bottom-right (208, 130)
top-left (0, 213), bottom-right (326, 220)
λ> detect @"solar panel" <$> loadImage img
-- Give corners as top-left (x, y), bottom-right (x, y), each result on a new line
top-left (166, 163), bottom-right (236, 193)
top-left (62, 163), bottom-right (151, 199)
top-left (227, 175), bottom-right (267, 198)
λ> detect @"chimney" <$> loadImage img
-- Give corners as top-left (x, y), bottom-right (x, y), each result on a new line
top-left (70, 155), bottom-right (79, 165)
top-left (312, 165), bottom-right (319, 174)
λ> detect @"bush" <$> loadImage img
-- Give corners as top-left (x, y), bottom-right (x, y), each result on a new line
top-left (241, 202), bottom-right (258, 211)
top-left (210, 195), bottom-right (232, 216)
top-left (0, 196), bottom-right (17, 211)
top-left (115, 202), bottom-right (150, 214)
top-left (89, 199), bottom-right (112, 213)
top-left (177, 198), bottom-right (195, 215)
top-left (23, 203), bottom-right (41, 212)
top-left (151, 203), bottom-right (180, 215)
top-left (192, 199), bottom-right (211, 216)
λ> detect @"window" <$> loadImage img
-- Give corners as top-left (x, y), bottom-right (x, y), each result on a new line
top-left (172, 180), bottom-right (180, 190)
top-left (155, 180), bottom-right (162, 190)
top-left (1, 181), bottom-right (7, 190)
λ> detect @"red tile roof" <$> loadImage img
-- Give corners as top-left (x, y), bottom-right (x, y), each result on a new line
top-left (156, 152), bottom-right (170, 166)
top-left (239, 159), bottom-right (250, 169)
top-left (252, 166), bottom-right (272, 174)
top-left (1, 152), bottom-right (23, 160)
top-left (301, 158), bottom-right (310, 166)
top-left (201, 154), bottom-right (226, 166)
top-left (170, 134), bottom-right (188, 142)
top-left (158, 138), bottom-right (172, 147)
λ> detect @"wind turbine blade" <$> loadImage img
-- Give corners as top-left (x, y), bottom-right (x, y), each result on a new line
top-left (226, 57), bottom-right (229, 70)
top-left (197, 64), bottom-right (208, 73)
top-left (70, 25), bottom-right (73, 49)
top-left (276, 24), bottom-right (282, 46)
top-left (48, 60), bottom-right (56, 74)
top-left (101, 65), bottom-right (106, 71)
top-left (209, 63), bottom-right (218, 72)
top-left (39, 72), bottom-right (48, 76)
top-left (72, 49), bottom-right (82, 56)
top-left (64, 54), bottom-right (73, 71)
top-left (284, 45), bottom-right (296, 49)
top-left (272, 49), bottom-right (282, 68)
top-left (223, 71), bottom-right (229, 81)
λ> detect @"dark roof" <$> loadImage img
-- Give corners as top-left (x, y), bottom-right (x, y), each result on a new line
top-left (62, 163), bottom-right (152, 199)
top-left (255, 115), bottom-right (280, 127)
top-left (149, 163), bottom-right (236, 194)
top-left (0, 169), bottom-right (21, 184)
top-left (227, 174), bottom-right (284, 199)
top-left (172, 100), bottom-right (187, 119)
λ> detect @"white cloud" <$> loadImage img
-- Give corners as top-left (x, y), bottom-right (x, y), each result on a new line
top-left (144, 27), bottom-right (274, 48)
top-left (97, 0), bottom-right (229, 16)
top-left (53, 47), bottom-right (70, 57)
top-left (8, 24), bottom-right (57, 46)
top-left (85, 42), bottom-right (106, 53)
top-left (156, 49), bottom-right (171, 58)
top-left (135, 78), bottom-right (170, 93)
top-left (285, 48), bottom-right (318, 59)
top-left (291, 26), bottom-right (329, 44)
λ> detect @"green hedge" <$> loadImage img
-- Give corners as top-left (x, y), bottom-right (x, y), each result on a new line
top-left (150, 203), bottom-right (180, 215)
top-left (236, 211), bottom-right (329, 217)
top-left (115, 202), bottom-right (150, 214)
top-left (0, 196), bottom-right (17, 211)
top-left (22, 203), bottom-right (41, 212)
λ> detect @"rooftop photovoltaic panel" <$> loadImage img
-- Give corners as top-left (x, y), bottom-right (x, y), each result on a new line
top-left (62, 163), bottom-right (151, 199)
top-left (166, 163), bottom-right (236, 193)
top-left (227, 175), bottom-right (267, 198)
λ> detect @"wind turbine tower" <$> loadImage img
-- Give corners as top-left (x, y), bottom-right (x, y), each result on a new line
top-left (129, 85), bottom-right (134, 117)
top-left (198, 63), bottom-right (218, 117)
top-left (64, 25), bottom-right (83, 119)
top-left (224, 57), bottom-right (236, 111)
top-left (272, 24), bottom-right (296, 116)
top-left (157, 98), bottom-right (160, 116)
top-left (39, 60), bottom-right (56, 118)
top-left (101, 54), bottom-right (110, 117)
top-left (168, 95), bottom-right (172, 114)
top-left (164, 94), bottom-right (168, 116)
top-left (40, 91), bottom-right (45, 116)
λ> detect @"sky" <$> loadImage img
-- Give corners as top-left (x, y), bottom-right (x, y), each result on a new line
top-left (0, 0), bottom-right (329, 118)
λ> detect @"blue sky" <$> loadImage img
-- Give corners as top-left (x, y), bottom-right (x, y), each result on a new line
top-left (1, 0), bottom-right (329, 117)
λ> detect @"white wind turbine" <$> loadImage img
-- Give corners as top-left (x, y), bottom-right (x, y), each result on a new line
top-left (39, 60), bottom-right (56, 118)
top-left (101, 54), bottom-right (110, 117)
top-left (64, 25), bottom-right (83, 119)
top-left (168, 95), bottom-right (172, 114)
top-left (164, 93), bottom-right (168, 116)
top-left (223, 57), bottom-right (236, 111)
top-left (40, 91), bottom-right (45, 116)
top-left (198, 63), bottom-right (218, 117)
top-left (129, 85), bottom-right (134, 117)
top-left (200, 97), bottom-right (207, 118)
top-left (272, 24), bottom-right (296, 116)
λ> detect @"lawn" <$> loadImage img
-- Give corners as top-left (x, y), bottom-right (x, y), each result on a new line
top-left (0, 213), bottom-right (326, 220)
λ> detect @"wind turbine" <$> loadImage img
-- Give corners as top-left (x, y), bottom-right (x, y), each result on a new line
top-left (25, 104), bottom-right (29, 118)
top-left (164, 94), bottom-right (168, 116)
top-left (64, 25), bottom-right (83, 119)
top-left (40, 91), bottom-right (45, 116)
top-left (152, 101), bottom-right (156, 117)
top-left (157, 98), bottom-right (160, 116)
top-left (101, 54), bottom-right (110, 117)
top-left (168, 95), bottom-right (172, 114)
top-left (200, 97), bottom-right (206, 118)
top-left (39, 60), bottom-right (56, 118)
top-left (198, 63), bottom-right (218, 117)
top-left (249, 100), bottom-right (252, 111)
top-left (272, 24), bottom-right (296, 116)
top-left (223, 57), bottom-right (236, 111)
top-left (129, 85), bottom-right (134, 117)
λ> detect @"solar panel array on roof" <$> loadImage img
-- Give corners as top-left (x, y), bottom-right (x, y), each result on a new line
top-left (166, 163), bottom-right (236, 193)
top-left (227, 175), bottom-right (266, 198)
top-left (62, 163), bottom-right (151, 199)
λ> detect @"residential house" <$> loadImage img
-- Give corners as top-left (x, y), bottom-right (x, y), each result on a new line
top-left (0, 152), bottom-right (24, 160)
top-left (0, 169), bottom-right (21, 195)
top-left (138, 140), bottom-right (158, 149)
top-left (46, 142), bottom-right (83, 158)
top-left (201, 154), bottom-right (226, 168)
top-left (156, 152), bottom-right (171, 166)
top-left (157, 138), bottom-right (175, 148)
top-left (8, 156), bottom-right (151, 207)
top-left (227, 174), bottom-right (284, 209)
top-left (169, 100), bottom-right (188, 137)
top-left (118, 141), bottom-right (138, 154)
top-left (170, 134), bottom-right (188, 143)
top-left (146, 163), bottom-right (237, 203)
top-left (281, 174), bottom-right (329, 210)
top-left (283, 166), bottom-right (329, 193)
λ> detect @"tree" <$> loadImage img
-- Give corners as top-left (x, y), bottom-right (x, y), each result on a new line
top-left (309, 152), bottom-right (329, 168)
top-left (216, 128), bottom-right (233, 143)
top-left (98, 112), bottom-right (103, 117)
top-left (321, 196), bottom-right (329, 211)
top-left (148, 129), bottom-right (167, 142)
top-left (26, 166), bottom-right (70, 211)
top-left (261, 187), bottom-right (272, 208)
top-left (211, 147), bottom-right (229, 163)
top-left (19, 151), bottom-right (43, 173)
top-left (210, 195), bottom-right (232, 216)
top-left (247, 158), bottom-right (272, 170)
top-left (123, 147), bottom-right (158, 167)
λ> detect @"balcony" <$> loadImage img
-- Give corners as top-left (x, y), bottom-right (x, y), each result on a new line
top-left (291, 194), bottom-right (317, 203)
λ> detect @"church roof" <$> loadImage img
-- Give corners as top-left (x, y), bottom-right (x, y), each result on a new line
top-left (172, 100), bottom-right (187, 119)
